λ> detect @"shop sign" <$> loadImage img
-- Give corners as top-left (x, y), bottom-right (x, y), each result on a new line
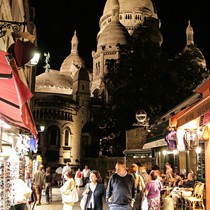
top-left (143, 138), bottom-right (167, 149)
top-left (177, 96), bottom-right (210, 127)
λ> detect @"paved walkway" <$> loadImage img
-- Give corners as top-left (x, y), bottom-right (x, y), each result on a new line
top-left (30, 186), bottom-right (193, 210)
top-left (31, 186), bottom-right (109, 210)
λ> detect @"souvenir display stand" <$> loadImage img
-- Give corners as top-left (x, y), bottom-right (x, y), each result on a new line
top-left (0, 133), bottom-right (36, 210)
top-left (0, 156), bottom-right (13, 210)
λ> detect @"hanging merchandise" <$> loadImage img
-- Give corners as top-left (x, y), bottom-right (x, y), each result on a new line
top-left (183, 129), bottom-right (199, 150)
top-left (165, 129), bottom-right (177, 150)
top-left (25, 157), bottom-right (33, 188)
top-left (176, 129), bottom-right (186, 151)
top-left (37, 155), bottom-right (42, 162)
top-left (0, 160), bottom-right (14, 210)
top-left (202, 125), bottom-right (210, 140)
top-left (29, 137), bottom-right (37, 153)
top-left (15, 135), bottom-right (31, 156)
top-left (0, 136), bottom-right (32, 210)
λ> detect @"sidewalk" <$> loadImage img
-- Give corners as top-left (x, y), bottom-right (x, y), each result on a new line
top-left (32, 186), bottom-right (109, 210)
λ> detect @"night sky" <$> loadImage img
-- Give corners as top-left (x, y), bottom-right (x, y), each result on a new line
top-left (30, 0), bottom-right (210, 75)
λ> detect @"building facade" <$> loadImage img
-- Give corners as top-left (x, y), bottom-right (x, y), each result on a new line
top-left (33, 0), bottom-right (162, 168)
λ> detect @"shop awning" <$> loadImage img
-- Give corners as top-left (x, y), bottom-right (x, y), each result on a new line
top-left (142, 135), bottom-right (167, 149)
top-left (177, 95), bottom-right (210, 127)
top-left (0, 50), bottom-right (37, 138)
top-left (169, 105), bottom-right (194, 127)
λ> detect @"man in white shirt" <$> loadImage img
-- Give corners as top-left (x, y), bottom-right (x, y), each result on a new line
top-left (82, 165), bottom-right (91, 186)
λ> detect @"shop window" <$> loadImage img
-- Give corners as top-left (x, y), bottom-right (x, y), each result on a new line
top-left (47, 125), bottom-right (60, 146)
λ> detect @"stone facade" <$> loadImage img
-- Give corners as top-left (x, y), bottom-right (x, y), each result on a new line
top-left (33, 0), bottom-right (162, 169)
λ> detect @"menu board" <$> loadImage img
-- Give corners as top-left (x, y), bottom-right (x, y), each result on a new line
top-left (197, 147), bottom-right (205, 181)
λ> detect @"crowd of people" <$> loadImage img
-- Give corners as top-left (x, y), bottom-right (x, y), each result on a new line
top-left (23, 161), bottom-right (197, 210)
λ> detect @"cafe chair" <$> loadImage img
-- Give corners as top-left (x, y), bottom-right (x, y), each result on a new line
top-left (162, 197), bottom-right (174, 210)
top-left (183, 181), bottom-right (201, 203)
top-left (184, 182), bottom-right (205, 209)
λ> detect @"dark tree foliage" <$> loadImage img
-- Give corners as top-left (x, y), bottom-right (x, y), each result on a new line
top-left (96, 28), bottom-right (209, 157)
top-left (97, 109), bottom-right (125, 156)
top-left (104, 30), bottom-right (167, 128)
top-left (162, 45), bottom-right (209, 107)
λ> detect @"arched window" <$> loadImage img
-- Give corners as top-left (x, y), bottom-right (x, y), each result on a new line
top-left (64, 129), bottom-right (70, 146)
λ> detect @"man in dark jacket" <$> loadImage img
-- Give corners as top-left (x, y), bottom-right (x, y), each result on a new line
top-left (106, 161), bottom-right (136, 210)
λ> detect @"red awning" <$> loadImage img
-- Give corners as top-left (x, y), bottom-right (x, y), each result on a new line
top-left (0, 50), bottom-right (37, 138)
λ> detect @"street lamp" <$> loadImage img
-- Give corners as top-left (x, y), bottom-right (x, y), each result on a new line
top-left (30, 52), bottom-right (40, 65)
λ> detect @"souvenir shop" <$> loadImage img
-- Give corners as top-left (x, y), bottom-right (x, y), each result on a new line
top-left (0, 119), bottom-right (40, 210)
top-left (0, 50), bottom-right (40, 210)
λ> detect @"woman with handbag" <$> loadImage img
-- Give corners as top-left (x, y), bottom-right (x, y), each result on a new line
top-left (80, 170), bottom-right (106, 210)
top-left (60, 170), bottom-right (79, 210)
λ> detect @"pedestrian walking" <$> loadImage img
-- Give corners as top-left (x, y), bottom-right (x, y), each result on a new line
top-left (81, 170), bottom-right (106, 210)
top-left (140, 165), bottom-right (151, 185)
top-left (128, 163), bottom-right (145, 210)
top-left (45, 167), bottom-right (52, 204)
top-left (55, 165), bottom-right (63, 187)
top-left (33, 164), bottom-right (45, 206)
top-left (75, 168), bottom-right (83, 189)
top-left (82, 165), bottom-right (91, 186)
top-left (145, 171), bottom-right (162, 210)
top-left (60, 170), bottom-right (78, 210)
top-left (106, 161), bottom-right (136, 210)
top-left (62, 162), bottom-right (72, 184)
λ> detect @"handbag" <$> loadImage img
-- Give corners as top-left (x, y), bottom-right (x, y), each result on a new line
top-left (62, 187), bottom-right (79, 203)
top-left (80, 184), bottom-right (90, 210)
top-left (80, 193), bottom-right (88, 210)
top-left (141, 194), bottom-right (148, 210)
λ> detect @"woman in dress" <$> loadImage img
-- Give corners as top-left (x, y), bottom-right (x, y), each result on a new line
top-left (60, 170), bottom-right (78, 210)
top-left (145, 171), bottom-right (162, 210)
top-left (75, 168), bottom-right (83, 189)
top-left (81, 170), bottom-right (106, 210)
